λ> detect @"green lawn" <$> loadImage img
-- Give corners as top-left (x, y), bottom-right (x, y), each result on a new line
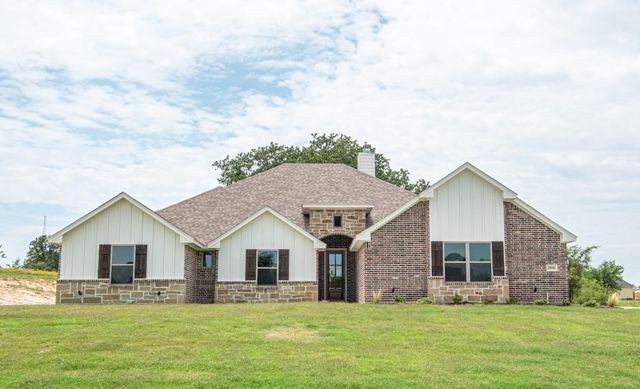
top-left (618, 299), bottom-right (640, 307)
top-left (1, 303), bottom-right (638, 388)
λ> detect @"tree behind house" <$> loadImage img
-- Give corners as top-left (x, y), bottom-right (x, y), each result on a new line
top-left (23, 235), bottom-right (60, 271)
top-left (212, 133), bottom-right (429, 193)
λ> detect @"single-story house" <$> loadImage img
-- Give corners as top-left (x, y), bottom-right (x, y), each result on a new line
top-left (50, 151), bottom-right (576, 304)
top-left (619, 280), bottom-right (637, 300)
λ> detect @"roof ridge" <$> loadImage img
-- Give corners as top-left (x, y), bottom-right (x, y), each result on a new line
top-left (157, 186), bottom-right (223, 213)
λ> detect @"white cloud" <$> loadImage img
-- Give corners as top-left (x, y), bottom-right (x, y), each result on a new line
top-left (0, 1), bottom-right (639, 282)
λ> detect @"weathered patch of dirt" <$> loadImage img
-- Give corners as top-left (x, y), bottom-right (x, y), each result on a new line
top-left (0, 277), bottom-right (55, 305)
top-left (265, 326), bottom-right (320, 342)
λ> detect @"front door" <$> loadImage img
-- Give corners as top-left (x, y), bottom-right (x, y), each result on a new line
top-left (327, 250), bottom-right (344, 301)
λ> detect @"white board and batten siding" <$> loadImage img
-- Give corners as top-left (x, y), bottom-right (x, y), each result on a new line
top-left (218, 211), bottom-right (316, 282)
top-left (430, 169), bottom-right (505, 242)
top-left (59, 199), bottom-right (184, 280)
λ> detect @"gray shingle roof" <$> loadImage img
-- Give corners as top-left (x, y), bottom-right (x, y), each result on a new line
top-left (619, 279), bottom-right (636, 288)
top-left (157, 163), bottom-right (416, 245)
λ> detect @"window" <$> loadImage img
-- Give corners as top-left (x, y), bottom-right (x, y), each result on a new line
top-left (203, 252), bottom-right (213, 268)
top-left (257, 250), bottom-right (278, 286)
top-left (111, 245), bottom-right (135, 284)
top-left (444, 242), bottom-right (492, 282)
top-left (333, 215), bottom-right (342, 227)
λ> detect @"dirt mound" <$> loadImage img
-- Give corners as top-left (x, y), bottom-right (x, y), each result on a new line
top-left (0, 277), bottom-right (55, 305)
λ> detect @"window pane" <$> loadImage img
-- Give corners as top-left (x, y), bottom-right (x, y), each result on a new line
top-left (444, 243), bottom-right (466, 262)
top-left (329, 275), bottom-right (343, 289)
top-left (445, 263), bottom-right (466, 282)
top-left (470, 263), bottom-right (492, 281)
top-left (257, 251), bottom-right (277, 268)
top-left (112, 246), bottom-right (134, 264)
top-left (203, 253), bottom-right (212, 268)
top-left (470, 243), bottom-right (491, 262)
top-left (257, 268), bottom-right (277, 285)
top-left (111, 265), bottom-right (133, 284)
top-left (329, 254), bottom-right (335, 265)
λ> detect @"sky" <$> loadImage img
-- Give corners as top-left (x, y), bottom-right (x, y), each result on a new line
top-left (0, 1), bottom-right (638, 284)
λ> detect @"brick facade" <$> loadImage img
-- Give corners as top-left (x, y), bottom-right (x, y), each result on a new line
top-left (504, 202), bottom-right (569, 304)
top-left (308, 209), bottom-right (367, 238)
top-left (427, 277), bottom-right (509, 303)
top-left (215, 281), bottom-right (318, 303)
top-left (184, 246), bottom-right (216, 303)
top-left (56, 279), bottom-right (186, 304)
top-left (358, 201), bottom-right (429, 303)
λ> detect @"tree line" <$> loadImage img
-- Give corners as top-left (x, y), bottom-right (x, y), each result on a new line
top-left (0, 236), bottom-right (60, 271)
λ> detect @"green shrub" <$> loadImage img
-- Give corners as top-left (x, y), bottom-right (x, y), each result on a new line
top-left (452, 293), bottom-right (462, 304)
top-left (534, 299), bottom-right (548, 305)
top-left (583, 299), bottom-right (598, 307)
top-left (506, 298), bottom-right (517, 305)
top-left (483, 300), bottom-right (494, 305)
top-left (574, 278), bottom-right (608, 306)
top-left (561, 300), bottom-right (571, 306)
top-left (416, 297), bottom-right (432, 305)
top-left (393, 292), bottom-right (405, 304)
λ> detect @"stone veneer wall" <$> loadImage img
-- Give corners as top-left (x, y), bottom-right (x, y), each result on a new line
top-left (184, 246), bottom-right (216, 303)
top-left (215, 281), bottom-right (318, 303)
top-left (56, 280), bottom-right (186, 304)
top-left (427, 277), bottom-right (509, 303)
top-left (358, 201), bottom-right (429, 303)
top-left (308, 209), bottom-right (367, 238)
top-left (504, 202), bottom-right (569, 304)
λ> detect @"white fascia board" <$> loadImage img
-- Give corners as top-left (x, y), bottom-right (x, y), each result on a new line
top-left (208, 207), bottom-right (327, 249)
top-left (349, 197), bottom-right (422, 251)
top-left (509, 198), bottom-right (577, 243)
top-left (420, 162), bottom-right (517, 200)
top-left (48, 192), bottom-right (200, 246)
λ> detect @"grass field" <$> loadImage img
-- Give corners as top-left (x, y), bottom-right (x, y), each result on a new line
top-left (1, 303), bottom-right (638, 388)
top-left (0, 268), bottom-right (58, 280)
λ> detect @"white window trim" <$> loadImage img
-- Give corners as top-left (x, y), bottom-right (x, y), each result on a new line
top-left (444, 242), bottom-right (493, 283)
top-left (110, 244), bottom-right (136, 285)
top-left (256, 249), bottom-right (279, 286)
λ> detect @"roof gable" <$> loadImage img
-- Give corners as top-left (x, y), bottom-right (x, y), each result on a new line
top-left (420, 162), bottom-right (517, 200)
top-left (48, 192), bottom-right (198, 245)
top-left (351, 162), bottom-right (577, 248)
top-left (208, 207), bottom-right (326, 249)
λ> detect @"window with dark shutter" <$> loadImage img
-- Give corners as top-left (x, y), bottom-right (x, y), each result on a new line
top-left (245, 249), bottom-right (257, 281)
top-left (278, 249), bottom-right (289, 281)
top-left (492, 241), bottom-right (505, 276)
top-left (431, 241), bottom-right (443, 277)
top-left (135, 245), bottom-right (147, 279)
top-left (98, 244), bottom-right (111, 279)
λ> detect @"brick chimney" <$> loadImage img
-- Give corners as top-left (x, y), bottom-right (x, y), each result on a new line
top-left (357, 147), bottom-right (375, 176)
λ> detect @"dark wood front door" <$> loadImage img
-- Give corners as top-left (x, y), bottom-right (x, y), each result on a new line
top-left (327, 250), bottom-right (344, 301)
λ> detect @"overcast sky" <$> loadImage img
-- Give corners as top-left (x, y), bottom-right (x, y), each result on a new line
top-left (0, 1), bottom-right (638, 283)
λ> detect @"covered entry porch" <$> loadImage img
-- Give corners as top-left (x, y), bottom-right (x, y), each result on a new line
top-left (317, 235), bottom-right (357, 302)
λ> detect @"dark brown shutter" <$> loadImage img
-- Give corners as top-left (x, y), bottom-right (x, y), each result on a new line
top-left (492, 241), bottom-right (505, 276)
top-left (431, 241), bottom-right (443, 277)
top-left (135, 245), bottom-right (147, 279)
top-left (245, 249), bottom-right (257, 281)
top-left (278, 249), bottom-right (289, 281)
top-left (98, 244), bottom-right (111, 279)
